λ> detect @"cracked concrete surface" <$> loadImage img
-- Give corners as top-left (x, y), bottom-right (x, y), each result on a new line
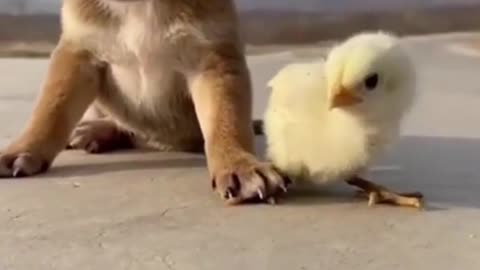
top-left (1, 33), bottom-right (480, 270)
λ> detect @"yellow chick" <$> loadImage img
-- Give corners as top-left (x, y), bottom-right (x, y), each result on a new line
top-left (263, 32), bottom-right (424, 208)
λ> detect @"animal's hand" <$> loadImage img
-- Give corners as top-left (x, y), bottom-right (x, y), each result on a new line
top-left (2, 43), bottom-right (102, 178)
top-left (67, 119), bottom-right (134, 154)
top-left (0, 146), bottom-right (50, 178)
top-left (210, 153), bottom-right (291, 205)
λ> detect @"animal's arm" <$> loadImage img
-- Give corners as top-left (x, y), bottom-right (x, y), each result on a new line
top-left (187, 42), bottom-right (291, 205)
top-left (1, 41), bottom-right (101, 174)
top-left (188, 43), bottom-right (254, 170)
top-left (176, 1), bottom-right (289, 203)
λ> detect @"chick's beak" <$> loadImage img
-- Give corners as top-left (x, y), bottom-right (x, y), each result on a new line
top-left (330, 87), bottom-right (362, 109)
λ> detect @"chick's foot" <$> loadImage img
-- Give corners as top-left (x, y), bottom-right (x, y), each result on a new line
top-left (346, 176), bottom-right (424, 209)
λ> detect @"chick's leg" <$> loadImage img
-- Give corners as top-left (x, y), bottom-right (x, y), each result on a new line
top-left (346, 176), bottom-right (424, 208)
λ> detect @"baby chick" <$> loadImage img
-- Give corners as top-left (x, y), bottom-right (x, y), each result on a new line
top-left (263, 32), bottom-right (423, 208)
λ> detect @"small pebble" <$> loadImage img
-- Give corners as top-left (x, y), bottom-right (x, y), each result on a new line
top-left (469, 234), bottom-right (476, 239)
top-left (73, 182), bottom-right (81, 188)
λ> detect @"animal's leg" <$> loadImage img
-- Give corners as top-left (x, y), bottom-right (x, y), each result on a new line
top-left (189, 44), bottom-right (290, 204)
top-left (346, 176), bottom-right (424, 209)
top-left (67, 105), bottom-right (135, 154)
top-left (0, 43), bottom-right (101, 177)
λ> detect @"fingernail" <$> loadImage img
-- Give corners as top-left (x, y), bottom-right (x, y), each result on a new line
top-left (13, 168), bottom-right (24, 178)
top-left (227, 187), bottom-right (238, 198)
top-left (232, 174), bottom-right (241, 190)
top-left (257, 189), bottom-right (264, 200)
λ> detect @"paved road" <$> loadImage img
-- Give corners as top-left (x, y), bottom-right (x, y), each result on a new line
top-left (1, 33), bottom-right (480, 270)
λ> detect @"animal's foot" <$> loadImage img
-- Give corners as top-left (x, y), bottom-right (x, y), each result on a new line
top-left (67, 120), bottom-right (134, 154)
top-left (210, 153), bottom-right (292, 205)
top-left (347, 176), bottom-right (424, 209)
top-left (0, 150), bottom-right (49, 178)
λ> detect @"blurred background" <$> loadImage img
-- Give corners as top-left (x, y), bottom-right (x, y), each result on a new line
top-left (0, 0), bottom-right (480, 57)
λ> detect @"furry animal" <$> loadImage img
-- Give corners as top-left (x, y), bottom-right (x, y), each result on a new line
top-left (0, 0), bottom-right (289, 204)
top-left (264, 32), bottom-right (423, 208)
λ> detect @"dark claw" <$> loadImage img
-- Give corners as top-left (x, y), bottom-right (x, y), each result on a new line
top-left (221, 174), bottom-right (241, 199)
top-left (227, 186), bottom-right (238, 198)
top-left (276, 174), bottom-right (291, 193)
top-left (254, 168), bottom-right (266, 179)
top-left (13, 168), bottom-right (24, 178)
top-left (257, 189), bottom-right (265, 199)
top-left (211, 178), bottom-right (217, 190)
top-left (254, 168), bottom-right (269, 189)
top-left (284, 176), bottom-right (293, 186)
top-left (232, 174), bottom-right (241, 192)
top-left (224, 186), bottom-right (239, 200)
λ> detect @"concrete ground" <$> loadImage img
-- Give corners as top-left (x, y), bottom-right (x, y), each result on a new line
top-left (1, 32), bottom-right (480, 270)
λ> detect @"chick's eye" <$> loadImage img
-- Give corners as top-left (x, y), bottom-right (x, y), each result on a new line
top-left (364, 73), bottom-right (379, 90)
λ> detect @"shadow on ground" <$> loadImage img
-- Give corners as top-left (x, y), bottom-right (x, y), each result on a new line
top-left (41, 149), bottom-right (207, 179)
top-left (255, 135), bottom-right (480, 210)
top-left (25, 135), bottom-right (480, 210)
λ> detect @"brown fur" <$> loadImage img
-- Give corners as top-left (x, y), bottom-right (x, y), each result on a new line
top-left (0, 0), bottom-right (286, 204)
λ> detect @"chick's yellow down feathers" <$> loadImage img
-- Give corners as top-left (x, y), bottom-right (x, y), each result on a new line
top-left (263, 32), bottom-right (417, 184)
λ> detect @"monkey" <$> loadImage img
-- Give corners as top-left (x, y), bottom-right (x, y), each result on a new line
top-left (0, 0), bottom-right (289, 204)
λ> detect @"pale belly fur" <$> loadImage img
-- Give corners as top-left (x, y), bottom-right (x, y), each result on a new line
top-left (76, 3), bottom-right (203, 151)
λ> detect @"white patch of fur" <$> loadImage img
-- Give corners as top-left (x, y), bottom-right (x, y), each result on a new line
top-left (61, 4), bottom-right (108, 46)
top-left (63, 1), bottom-right (183, 112)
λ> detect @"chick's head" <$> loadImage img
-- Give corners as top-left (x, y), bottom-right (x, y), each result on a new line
top-left (325, 32), bottom-right (416, 121)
